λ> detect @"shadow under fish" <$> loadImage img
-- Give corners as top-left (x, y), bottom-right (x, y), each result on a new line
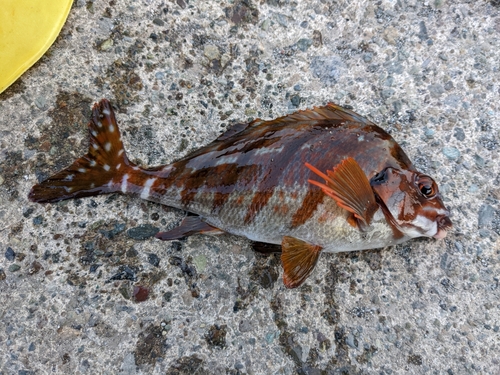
top-left (29, 99), bottom-right (452, 288)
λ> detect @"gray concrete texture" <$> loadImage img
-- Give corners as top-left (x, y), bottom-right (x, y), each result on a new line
top-left (0, 0), bottom-right (499, 374)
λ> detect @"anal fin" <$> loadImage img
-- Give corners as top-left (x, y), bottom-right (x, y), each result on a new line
top-left (281, 236), bottom-right (322, 289)
top-left (155, 216), bottom-right (223, 241)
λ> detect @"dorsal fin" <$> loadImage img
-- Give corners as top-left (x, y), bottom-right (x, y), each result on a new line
top-left (215, 122), bottom-right (249, 141)
top-left (249, 103), bottom-right (375, 127)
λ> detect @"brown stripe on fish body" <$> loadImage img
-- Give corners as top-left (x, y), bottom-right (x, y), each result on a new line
top-left (175, 163), bottom-right (260, 209)
top-left (157, 159), bottom-right (190, 189)
top-left (243, 189), bottom-right (275, 224)
top-left (259, 123), bottom-right (381, 227)
top-left (164, 119), bottom-right (343, 207)
top-left (210, 164), bottom-right (261, 214)
top-left (145, 107), bottom-right (414, 222)
top-left (224, 126), bottom-right (327, 224)
top-left (273, 201), bottom-right (290, 215)
top-left (207, 163), bottom-right (244, 214)
top-left (212, 192), bottom-right (229, 215)
top-left (170, 127), bottom-right (289, 221)
top-left (290, 188), bottom-right (325, 228)
top-left (238, 139), bottom-right (294, 224)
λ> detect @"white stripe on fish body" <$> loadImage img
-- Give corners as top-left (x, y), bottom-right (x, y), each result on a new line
top-left (253, 145), bottom-right (284, 155)
top-left (121, 174), bottom-right (129, 193)
top-left (214, 155), bottom-right (240, 166)
top-left (140, 178), bottom-right (157, 199)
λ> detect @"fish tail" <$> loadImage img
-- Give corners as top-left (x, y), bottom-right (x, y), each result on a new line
top-left (29, 99), bottom-right (135, 203)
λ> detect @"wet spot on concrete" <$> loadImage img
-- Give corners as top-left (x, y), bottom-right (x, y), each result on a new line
top-left (0, 151), bottom-right (24, 201)
top-left (360, 249), bottom-right (383, 271)
top-left (96, 56), bottom-right (144, 111)
top-left (30, 92), bottom-right (93, 183)
top-left (169, 256), bottom-right (200, 298)
top-left (408, 354), bottom-right (423, 365)
top-left (99, 222), bottom-right (126, 239)
top-left (108, 265), bottom-right (139, 282)
top-left (133, 285), bottom-right (149, 302)
top-left (225, 1), bottom-right (259, 25)
top-left (166, 355), bottom-right (208, 374)
top-left (134, 325), bottom-right (166, 366)
top-left (321, 261), bottom-right (346, 326)
top-left (0, 78), bottom-right (27, 100)
top-left (249, 253), bottom-right (280, 289)
top-left (127, 224), bottom-right (159, 240)
top-left (205, 324), bottom-right (227, 349)
top-left (356, 345), bottom-right (378, 364)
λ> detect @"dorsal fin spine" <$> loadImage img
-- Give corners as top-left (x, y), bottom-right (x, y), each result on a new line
top-left (249, 103), bottom-right (374, 128)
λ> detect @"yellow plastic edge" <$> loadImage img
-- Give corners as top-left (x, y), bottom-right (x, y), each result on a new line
top-left (0, 0), bottom-right (74, 94)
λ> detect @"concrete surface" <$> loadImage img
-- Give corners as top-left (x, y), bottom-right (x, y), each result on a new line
top-left (1, 0), bottom-right (499, 374)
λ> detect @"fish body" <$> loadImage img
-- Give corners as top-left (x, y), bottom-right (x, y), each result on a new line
top-left (29, 100), bottom-right (452, 288)
top-left (155, 109), bottom-right (411, 251)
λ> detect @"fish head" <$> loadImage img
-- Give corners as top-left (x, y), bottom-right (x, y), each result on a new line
top-left (370, 168), bottom-right (452, 239)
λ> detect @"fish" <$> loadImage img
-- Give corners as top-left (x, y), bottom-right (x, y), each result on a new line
top-left (29, 99), bottom-right (452, 288)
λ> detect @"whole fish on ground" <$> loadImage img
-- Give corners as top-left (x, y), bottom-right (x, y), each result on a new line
top-left (29, 99), bottom-right (452, 288)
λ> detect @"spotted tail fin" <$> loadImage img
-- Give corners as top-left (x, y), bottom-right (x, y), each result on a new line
top-left (29, 99), bottom-right (135, 203)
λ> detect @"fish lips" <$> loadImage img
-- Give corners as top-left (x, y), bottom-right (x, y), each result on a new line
top-left (433, 215), bottom-right (452, 239)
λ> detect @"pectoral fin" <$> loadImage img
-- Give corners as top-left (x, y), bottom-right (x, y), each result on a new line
top-left (281, 236), bottom-right (322, 289)
top-left (155, 216), bottom-right (222, 240)
top-left (306, 157), bottom-right (378, 225)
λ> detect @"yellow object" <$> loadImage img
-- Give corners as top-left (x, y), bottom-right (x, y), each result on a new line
top-left (0, 0), bottom-right (73, 94)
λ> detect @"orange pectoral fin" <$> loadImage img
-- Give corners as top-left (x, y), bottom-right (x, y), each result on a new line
top-left (305, 157), bottom-right (378, 225)
top-left (281, 236), bottom-right (322, 289)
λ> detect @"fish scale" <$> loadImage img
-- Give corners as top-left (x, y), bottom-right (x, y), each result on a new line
top-left (29, 99), bottom-right (452, 288)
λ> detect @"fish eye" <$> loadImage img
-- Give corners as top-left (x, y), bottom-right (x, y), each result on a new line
top-left (417, 175), bottom-right (437, 198)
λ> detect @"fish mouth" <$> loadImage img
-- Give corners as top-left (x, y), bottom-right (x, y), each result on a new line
top-left (433, 228), bottom-right (448, 239)
top-left (434, 215), bottom-right (452, 239)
